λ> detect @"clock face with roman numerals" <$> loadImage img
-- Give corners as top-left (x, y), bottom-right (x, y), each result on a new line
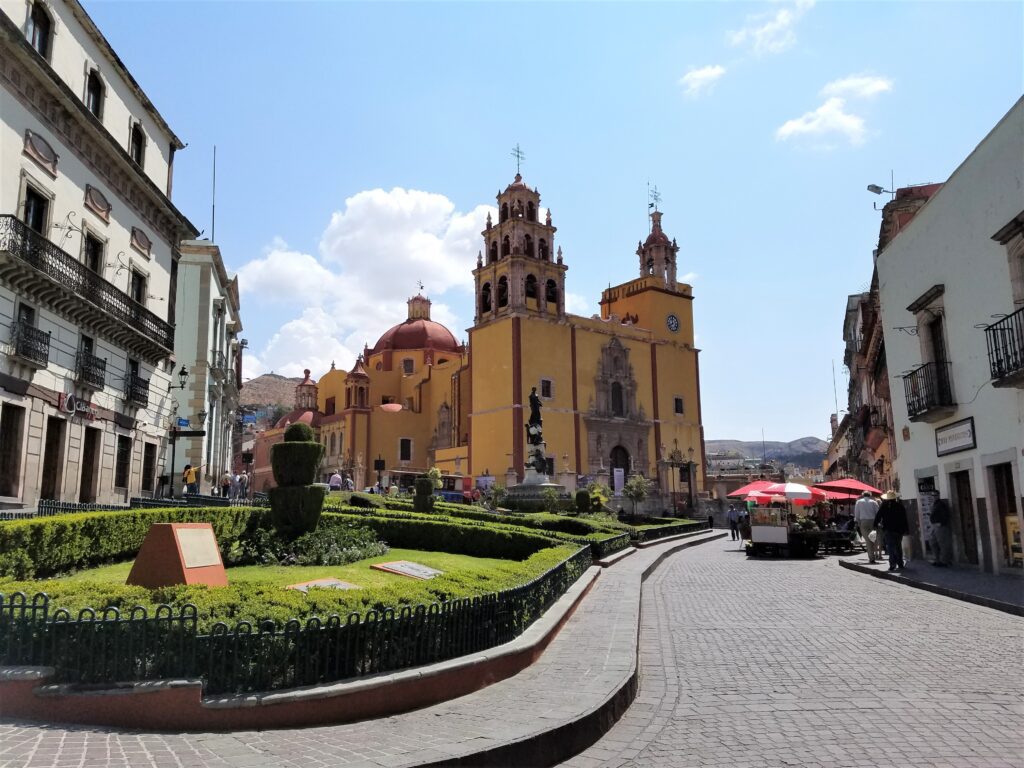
top-left (666, 314), bottom-right (680, 333)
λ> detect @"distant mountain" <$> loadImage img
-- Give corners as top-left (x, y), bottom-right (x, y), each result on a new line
top-left (705, 437), bottom-right (828, 468)
top-left (241, 373), bottom-right (301, 411)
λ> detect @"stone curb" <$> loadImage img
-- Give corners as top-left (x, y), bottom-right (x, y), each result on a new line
top-left (596, 547), bottom-right (636, 567)
top-left (838, 559), bottom-right (1024, 617)
top-left (419, 530), bottom-right (728, 768)
top-left (634, 527), bottom-right (712, 548)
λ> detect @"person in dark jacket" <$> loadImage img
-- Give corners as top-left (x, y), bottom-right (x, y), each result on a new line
top-left (874, 491), bottom-right (910, 571)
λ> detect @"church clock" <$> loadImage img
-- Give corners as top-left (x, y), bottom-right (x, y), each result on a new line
top-left (666, 313), bottom-right (680, 333)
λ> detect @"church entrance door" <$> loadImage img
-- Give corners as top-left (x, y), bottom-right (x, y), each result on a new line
top-left (610, 445), bottom-right (630, 473)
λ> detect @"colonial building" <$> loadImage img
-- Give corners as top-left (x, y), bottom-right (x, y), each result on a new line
top-left (254, 171), bottom-right (706, 508)
top-left (171, 240), bottom-right (242, 495)
top-left (0, 0), bottom-right (198, 506)
top-left (878, 97), bottom-right (1023, 573)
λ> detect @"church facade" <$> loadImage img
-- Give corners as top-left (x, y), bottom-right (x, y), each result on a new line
top-left (254, 172), bottom-right (705, 505)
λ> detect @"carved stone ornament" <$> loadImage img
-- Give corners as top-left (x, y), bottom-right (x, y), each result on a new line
top-left (84, 184), bottom-right (112, 222)
top-left (23, 129), bottom-right (58, 176)
top-left (131, 226), bottom-right (152, 257)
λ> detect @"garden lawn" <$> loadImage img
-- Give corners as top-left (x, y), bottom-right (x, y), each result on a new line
top-left (62, 549), bottom-right (515, 588)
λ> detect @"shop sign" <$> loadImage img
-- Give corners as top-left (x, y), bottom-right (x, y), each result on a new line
top-left (58, 393), bottom-right (96, 420)
top-left (935, 417), bottom-right (976, 457)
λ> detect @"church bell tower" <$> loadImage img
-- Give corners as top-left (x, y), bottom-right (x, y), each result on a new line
top-left (472, 171), bottom-right (567, 323)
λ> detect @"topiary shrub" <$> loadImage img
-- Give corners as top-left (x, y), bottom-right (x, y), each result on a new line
top-left (413, 476), bottom-right (435, 513)
top-left (348, 491), bottom-right (385, 509)
top-left (269, 425), bottom-right (326, 537)
top-left (575, 490), bottom-right (591, 514)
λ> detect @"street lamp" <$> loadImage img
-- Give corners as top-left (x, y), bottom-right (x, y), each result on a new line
top-left (662, 442), bottom-right (685, 516)
top-left (175, 364), bottom-right (188, 390)
top-left (686, 446), bottom-right (696, 510)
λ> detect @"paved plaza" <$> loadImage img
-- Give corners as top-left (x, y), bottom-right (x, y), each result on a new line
top-left (565, 541), bottom-right (1024, 768)
top-left (1, 537), bottom-right (1021, 768)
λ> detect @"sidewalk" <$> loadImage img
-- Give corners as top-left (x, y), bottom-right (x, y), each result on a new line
top-left (839, 551), bottom-right (1024, 616)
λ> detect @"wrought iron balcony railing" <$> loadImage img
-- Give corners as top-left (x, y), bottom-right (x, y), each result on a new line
top-left (125, 373), bottom-right (150, 408)
top-left (10, 320), bottom-right (50, 368)
top-left (75, 350), bottom-right (106, 390)
top-left (0, 215), bottom-right (173, 353)
top-left (902, 361), bottom-right (954, 420)
top-left (985, 307), bottom-right (1024, 384)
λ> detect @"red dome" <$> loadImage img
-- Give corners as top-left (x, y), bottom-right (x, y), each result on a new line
top-left (371, 318), bottom-right (460, 355)
top-left (274, 409), bottom-right (323, 429)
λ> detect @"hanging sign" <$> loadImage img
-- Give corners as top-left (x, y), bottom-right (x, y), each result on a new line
top-left (58, 393), bottom-right (96, 420)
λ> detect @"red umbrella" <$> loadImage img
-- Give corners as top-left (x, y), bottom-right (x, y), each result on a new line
top-left (727, 480), bottom-right (774, 498)
top-left (761, 482), bottom-right (826, 502)
top-left (820, 489), bottom-right (860, 501)
top-left (815, 478), bottom-right (883, 495)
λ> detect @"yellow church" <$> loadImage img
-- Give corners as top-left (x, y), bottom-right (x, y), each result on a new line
top-left (256, 171), bottom-right (705, 507)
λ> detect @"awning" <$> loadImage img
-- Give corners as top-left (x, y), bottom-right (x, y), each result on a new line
top-left (815, 477), bottom-right (883, 495)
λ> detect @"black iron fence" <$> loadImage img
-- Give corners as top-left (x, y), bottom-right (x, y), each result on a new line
top-left (985, 307), bottom-right (1024, 382)
top-left (902, 361), bottom-right (954, 418)
top-left (75, 350), bottom-right (106, 389)
top-left (0, 215), bottom-right (173, 351)
top-left (0, 545), bottom-right (591, 695)
top-left (10, 320), bottom-right (50, 367)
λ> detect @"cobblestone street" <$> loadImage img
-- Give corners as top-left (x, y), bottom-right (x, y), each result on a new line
top-left (564, 541), bottom-right (1024, 768)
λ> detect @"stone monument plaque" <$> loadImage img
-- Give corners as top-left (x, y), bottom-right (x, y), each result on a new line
top-left (286, 577), bottom-right (360, 594)
top-left (176, 527), bottom-right (222, 568)
top-left (370, 560), bottom-right (443, 580)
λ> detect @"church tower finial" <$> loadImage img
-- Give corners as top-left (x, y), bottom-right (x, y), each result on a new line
top-left (636, 205), bottom-right (679, 289)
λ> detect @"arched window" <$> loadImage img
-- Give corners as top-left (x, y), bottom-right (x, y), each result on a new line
top-left (527, 201), bottom-right (536, 221)
top-left (489, 241), bottom-right (498, 263)
top-left (525, 274), bottom-right (538, 300)
top-left (85, 71), bottom-right (104, 119)
top-left (545, 279), bottom-right (558, 304)
top-left (345, 389), bottom-right (351, 408)
top-left (27, 2), bottom-right (51, 59)
top-left (358, 387), bottom-right (367, 408)
top-left (539, 239), bottom-right (549, 261)
top-left (481, 282), bottom-right (492, 313)
top-left (502, 236), bottom-right (510, 257)
top-left (500, 203), bottom-right (509, 222)
top-left (611, 382), bottom-right (624, 417)
top-left (498, 276), bottom-right (509, 308)
top-left (129, 124), bottom-right (146, 168)
top-left (402, 358), bottom-right (414, 375)
top-left (524, 234), bottom-right (534, 258)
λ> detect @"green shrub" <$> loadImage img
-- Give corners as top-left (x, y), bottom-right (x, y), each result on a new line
top-left (413, 477), bottom-right (435, 513)
top-left (225, 521), bottom-right (387, 567)
top-left (283, 422), bottom-right (315, 442)
top-left (270, 443), bottom-right (324, 487)
top-left (575, 490), bottom-right (591, 514)
top-left (268, 486), bottom-right (328, 535)
top-left (0, 507), bottom-right (257, 579)
top-left (348, 492), bottom-right (386, 509)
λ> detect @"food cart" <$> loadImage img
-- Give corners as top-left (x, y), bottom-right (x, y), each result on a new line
top-left (745, 505), bottom-right (821, 558)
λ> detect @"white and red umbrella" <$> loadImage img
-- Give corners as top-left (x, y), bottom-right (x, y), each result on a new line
top-left (760, 482), bottom-right (826, 503)
top-left (815, 477), bottom-right (883, 495)
top-left (727, 480), bottom-right (774, 498)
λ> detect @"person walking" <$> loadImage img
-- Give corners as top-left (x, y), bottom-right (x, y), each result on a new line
top-left (726, 505), bottom-right (741, 541)
top-left (182, 464), bottom-right (201, 495)
top-left (220, 470), bottom-right (232, 498)
top-left (929, 496), bottom-right (953, 566)
top-left (875, 490), bottom-right (910, 571)
top-left (239, 470), bottom-right (250, 500)
top-left (329, 471), bottom-right (343, 491)
top-left (229, 471), bottom-right (240, 501)
top-left (854, 490), bottom-right (881, 563)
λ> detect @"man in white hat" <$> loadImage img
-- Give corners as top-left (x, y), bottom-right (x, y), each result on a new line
top-left (854, 490), bottom-right (881, 563)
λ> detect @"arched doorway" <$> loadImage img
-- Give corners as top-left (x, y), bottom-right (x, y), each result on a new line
top-left (610, 445), bottom-right (629, 473)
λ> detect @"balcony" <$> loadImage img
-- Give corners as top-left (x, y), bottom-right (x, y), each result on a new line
top-left (124, 373), bottom-right (150, 408)
top-left (210, 348), bottom-right (227, 381)
top-left (985, 307), bottom-right (1024, 388)
top-left (903, 362), bottom-right (955, 423)
top-left (10, 320), bottom-right (50, 368)
top-left (75, 350), bottom-right (106, 390)
top-left (0, 215), bottom-right (174, 362)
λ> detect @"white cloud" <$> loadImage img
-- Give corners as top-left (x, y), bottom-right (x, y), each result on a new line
top-left (821, 74), bottom-right (893, 99)
top-left (236, 188), bottom-right (485, 381)
top-left (566, 292), bottom-right (596, 317)
top-left (775, 97), bottom-right (866, 146)
top-left (728, 0), bottom-right (815, 55)
top-left (680, 271), bottom-right (698, 284)
top-left (679, 65), bottom-right (726, 98)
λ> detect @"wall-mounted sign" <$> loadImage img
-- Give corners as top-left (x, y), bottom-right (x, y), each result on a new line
top-left (176, 417), bottom-right (191, 428)
top-left (935, 417), bottom-right (976, 457)
top-left (58, 393), bottom-right (96, 420)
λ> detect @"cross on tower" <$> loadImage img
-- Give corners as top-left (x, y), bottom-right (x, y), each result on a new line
top-left (511, 144), bottom-right (525, 175)
top-left (648, 184), bottom-right (661, 212)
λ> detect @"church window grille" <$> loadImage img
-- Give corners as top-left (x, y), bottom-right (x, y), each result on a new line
top-left (498, 276), bottom-right (509, 308)
top-left (524, 234), bottom-right (534, 258)
top-left (527, 201), bottom-right (536, 222)
top-left (525, 274), bottom-right (538, 300)
top-left (402, 358), bottom-right (414, 375)
top-left (399, 438), bottom-right (412, 462)
top-left (540, 379), bottom-right (553, 399)
top-left (539, 239), bottom-right (549, 261)
top-left (489, 241), bottom-right (498, 263)
top-left (500, 203), bottom-right (508, 222)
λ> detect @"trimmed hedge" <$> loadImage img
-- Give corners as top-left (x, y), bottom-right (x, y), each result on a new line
top-left (283, 422), bottom-right (315, 442)
top-left (268, 485), bottom-right (327, 534)
top-left (270, 442), bottom-right (324, 487)
top-left (0, 507), bottom-right (257, 579)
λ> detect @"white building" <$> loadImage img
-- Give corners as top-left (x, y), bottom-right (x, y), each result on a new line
top-left (0, 0), bottom-right (198, 506)
top-left (171, 240), bottom-right (243, 495)
top-left (878, 97), bottom-right (1023, 574)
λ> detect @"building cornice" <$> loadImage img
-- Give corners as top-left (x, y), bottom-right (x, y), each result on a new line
top-left (0, 16), bottom-right (198, 244)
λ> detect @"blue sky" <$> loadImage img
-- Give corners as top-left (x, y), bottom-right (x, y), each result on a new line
top-left (84, 0), bottom-right (1022, 442)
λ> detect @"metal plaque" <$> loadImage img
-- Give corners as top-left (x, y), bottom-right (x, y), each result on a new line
top-left (371, 560), bottom-right (443, 580)
top-left (176, 527), bottom-right (222, 569)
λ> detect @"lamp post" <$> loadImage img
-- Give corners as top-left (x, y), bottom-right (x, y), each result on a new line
top-left (663, 442), bottom-right (685, 516)
top-left (686, 446), bottom-right (696, 510)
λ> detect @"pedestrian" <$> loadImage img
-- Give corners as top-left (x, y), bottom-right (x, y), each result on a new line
top-left (181, 464), bottom-right (194, 496)
top-left (929, 496), bottom-right (953, 566)
top-left (874, 490), bottom-right (910, 571)
top-left (220, 470), bottom-right (232, 498)
top-left (239, 470), bottom-right (249, 500)
top-left (854, 490), bottom-right (881, 563)
top-left (726, 505), bottom-right (741, 541)
top-left (329, 470), bottom-right (343, 491)
top-left (230, 472), bottom-right (240, 501)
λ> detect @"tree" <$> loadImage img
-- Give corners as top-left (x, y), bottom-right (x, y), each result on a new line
top-left (426, 466), bottom-right (443, 489)
top-left (541, 487), bottom-right (560, 512)
top-left (489, 484), bottom-right (508, 510)
top-left (622, 474), bottom-right (651, 516)
top-left (587, 481), bottom-right (611, 512)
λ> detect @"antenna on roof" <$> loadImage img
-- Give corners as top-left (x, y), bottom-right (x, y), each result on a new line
top-left (211, 145), bottom-right (217, 243)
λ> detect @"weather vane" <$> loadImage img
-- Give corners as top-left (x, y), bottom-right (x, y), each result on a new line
top-left (648, 184), bottom-right (661, 212)
top-left (511, 143), bottom-right (525, 175)
top-left (417, 280), bottom-right (424, 292)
